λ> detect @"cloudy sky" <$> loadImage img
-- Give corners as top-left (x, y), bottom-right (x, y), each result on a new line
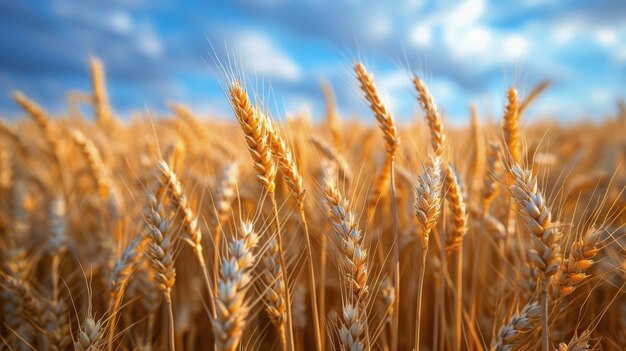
top-left (1, 0), bottom-right (625, 123)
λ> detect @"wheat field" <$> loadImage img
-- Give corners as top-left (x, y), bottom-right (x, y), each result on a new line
top-left (0, 57), bottom-right (625, 351)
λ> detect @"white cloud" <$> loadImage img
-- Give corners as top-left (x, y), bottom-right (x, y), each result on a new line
top-left (590, 88), bottom-right (611, 105)
top-left (109, 11), bottom-right (133, 34)
top-left (404, 0), bottom-right (426, 11)
top-left (233, 32), bottom-right (302, 82)
top-left (444, 25), bottom-right (493, 60)
top-left (410, 24), bottom-right (432, 46)
top-left (448, 0), bottom-right (485, 28)
top-left (552, 21), bottom-right (579, 45)
top-left (369, 17), bottom-right (393, 40)
top-left (616, 47), bottom-right (626, 63)
top-left (596, 29), bottom-right (617, 46)
top-left (137, 28), bottom-right (163, 58)
top-left (502, 35), bottom-right (529, 61)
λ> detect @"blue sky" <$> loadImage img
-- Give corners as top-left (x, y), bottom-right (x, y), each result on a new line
top-left (1, 0), bottom-right (625, 123)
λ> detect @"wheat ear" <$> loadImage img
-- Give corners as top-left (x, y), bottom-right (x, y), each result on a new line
top-left (42, 299), bottom-right (70, 351)
top-left (482, 142), bottom-right (501, 215)
top-left (108, 236), bottom-right (144, 350)
top-left (262, 112), bottom-right (323, 351)
top-left (519, 80), bottom-right (551, 116)
top-left (553, 227), bottom-right (601, 299)
top-left (169, 102), bottom-right (210, 141)
top-left (415, 157), bottom-right (444, 249)
top-left (414, 156), bottom-right (443, 350)
top-left (338, 304), bottom-right (367, 351)
top-left (412, 75), bottom-right (446, 157)
top-left (13, 92), bottom-right (66, 181)
top-left (354, 62), bottom-right (400, 350)
top-left (509, 163), bottom-right (563, 351)
top-left (324, 172), bottom-right (369, 351)
top-left (69, 129), bottom-right (120, 206)
top-left (211, 221), bottom-right (259, 351)
top-left (213, 162), bottom-right (239, 294)
top-left (156, 160), bottom-right (216, 318)
top-left (262, 237), bottom-right (288, 349)
top-left (228, 81), bottom-right (276, 193)
top-left (90, 57), bottom-right (112, 128)
top-left (557, 330), bottom-right (592, 351)
top-left (321, 80), bottom-right (344, 148)
top-left (503, 88), bottom-right (521, 165)
top-left (354, 63), bottom-right (400, 156)
top-left (261, 113), bottom-right (306, 210)
top-left (310, 135), bottom-right (352, 186)
top-left (444, 164), bottom-right (468, 254)
top-left (75, 317), bottom-right (104, 351)
top-left (1, 271), bottom-right (46, 344)
top-left (443, 163), bottom-right (468, 351)
top-left (468, 104), bottom-right (485, 195)
top-left (144, 193), bottom-right (176, 350)
top-left (228, 81), bottom-right (295, 350)
top-left (491, 302), bottom-right (541, 351)
top-left (324, 174), bottom-right (369, 299)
